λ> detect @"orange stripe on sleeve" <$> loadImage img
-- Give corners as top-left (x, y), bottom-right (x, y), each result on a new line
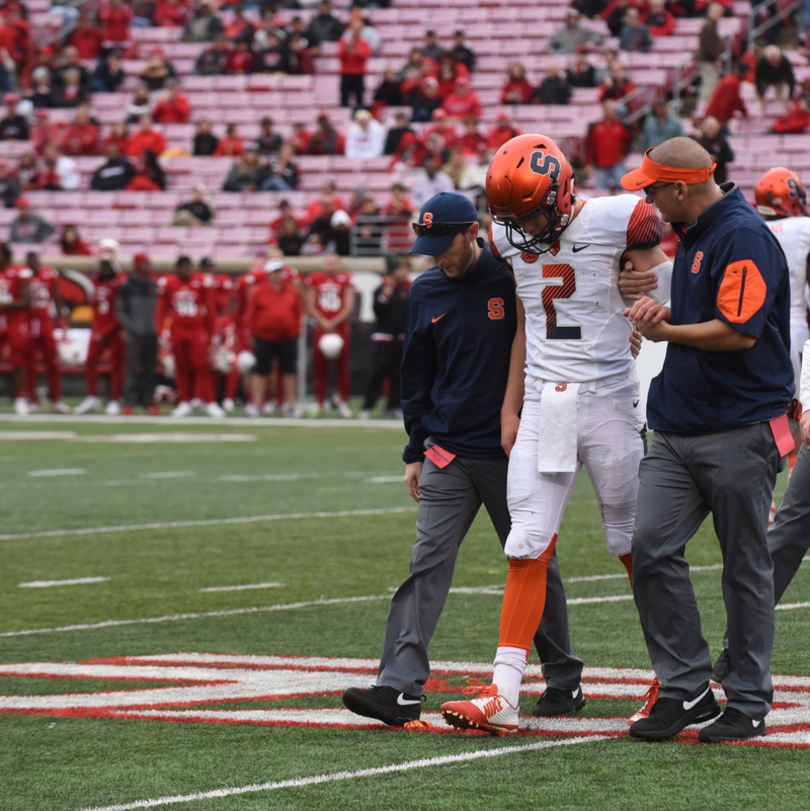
top-left (717, 259), bottom-right (767, 324)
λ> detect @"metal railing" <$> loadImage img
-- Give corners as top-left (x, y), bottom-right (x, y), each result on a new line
top-left (349, 214), bottom-right (414, 257)
top-left (749, 0), bottom-right (802, 44)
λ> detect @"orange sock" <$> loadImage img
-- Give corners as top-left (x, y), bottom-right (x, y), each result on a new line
top-left (619, 553), bottom-right (633, 588)
top-left (498, 536), bottom-right (556, 650)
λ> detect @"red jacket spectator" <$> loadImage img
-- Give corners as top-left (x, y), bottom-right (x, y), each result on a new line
top-left (307, 122), bottom-right (345, 156)
top-left (127, 126), bottom-right (167, 158)
top-left (586, 111), bottom-right (632, 168)
top-left (104, 124), bottom-right (131, 156)
top-left (153, 0), bottom-right (190, 27)
top-left (289, 124), bottom-right (312, 154)
top-left (69, 19), bottom-right (105, 59)
top-left (247, 277), bottom-right (302, 343)
top-left (213, 134), bottom-right (245, 157)
top-left (486, 119), bottom-right (522, 150)
top-left (704, 68), bottom-right (748, 125)
top-left (337, 35), bottom-right (371, 75)
top-left (306, 193), bottom-right (346, 224)
top-left (99, 0), bottom-right (133, 44)
top-left (424, 115), bottom-right (458, 149)
top-left (501, 79), bottom-right (534, 105)
top-left (152, 90), bottom-right (192, 124)
top-left (643, 1), bottom-right (675, 36)
top-left (61, 119), bottom-right (100, 156)
top-left (458, 126), bottom-right (486, 156)
top-left (771, 97), bottom-right (810, 134)
top-left (441, 80), bottom-right (482, 119)
top-left (224, 44), bottom-right (258, 74)
top-left (32, 114), bottom-right (64, 156)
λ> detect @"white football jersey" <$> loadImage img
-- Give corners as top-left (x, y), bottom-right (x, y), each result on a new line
top-left (491, 194), bottom-right (665, 385)
top-left (766, 216), bottom-right (810, 329)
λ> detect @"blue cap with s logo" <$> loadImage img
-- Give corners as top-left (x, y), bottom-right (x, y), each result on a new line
top-left (409, 192), bottom-right (479, 257)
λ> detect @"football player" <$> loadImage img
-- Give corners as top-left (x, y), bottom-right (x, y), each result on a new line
top-left (0, 245), bottom-right (32, 413)
top-left (25, 252), bottom-right (71, 414)
top-left (156, 256), bottom-right (223, 417)
top-left (440, 134), bottom-right (672, 735)
top-left (304, 253), bottom-right (356, 417)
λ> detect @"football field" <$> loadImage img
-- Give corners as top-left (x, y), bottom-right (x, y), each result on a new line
top-left (1, 419), bottom-right (808, 811)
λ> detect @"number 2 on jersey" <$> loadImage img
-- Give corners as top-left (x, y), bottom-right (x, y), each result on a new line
top-left (542, 264), bottom-right (581, 340)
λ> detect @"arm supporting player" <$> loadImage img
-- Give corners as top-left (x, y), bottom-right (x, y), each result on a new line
top-left (620, 246), bottom-right (672, 303)
top-left (501, 291), bottom-right (525, 457)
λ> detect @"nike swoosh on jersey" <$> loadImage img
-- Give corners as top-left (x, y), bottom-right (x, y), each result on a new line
top-left (572, 244), bottom-right (590, 253)
top-left (397, 694), bottom-right (422, 706)
top-left (633, 399), bottom-right (640, 408)
top-left (682, 686), bottom-right (711, 710)
top-left (432, 312), bottom-right (447, 323)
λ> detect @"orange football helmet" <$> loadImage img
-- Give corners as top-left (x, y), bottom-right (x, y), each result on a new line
top-left (486, 134), bottom-right (576, 253)
top-left (755, 167), bottom-right (807, 218)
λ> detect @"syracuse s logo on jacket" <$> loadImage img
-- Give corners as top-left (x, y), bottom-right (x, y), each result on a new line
top-left (691, 251), bottom-right (704, 274)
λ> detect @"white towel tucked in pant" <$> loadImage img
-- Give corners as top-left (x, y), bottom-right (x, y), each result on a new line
top-left (537, 382), bottom-right (580, 474)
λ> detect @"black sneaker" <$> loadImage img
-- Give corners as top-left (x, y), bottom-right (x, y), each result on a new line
top-left (698, 707), bottom-right (766, 743)
top-left (629, 681), bottom-right (720, 741)
top-left (342, 685), bottom-right (423, 726)
top-left (712, 648), bottom-right (730, 682)
top-left (531, 686), bottom-right (587, 717)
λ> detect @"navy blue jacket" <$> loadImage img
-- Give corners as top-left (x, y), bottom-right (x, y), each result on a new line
top-left (401, 240), bottom-right (516, 463)
top-left (648, 184), bottom-right (794, 435)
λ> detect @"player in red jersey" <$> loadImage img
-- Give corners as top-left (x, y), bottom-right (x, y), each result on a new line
top-left (25, 252), bottom-right (71, 414)
top-left (75, 257), bottom-right (126, 415)
top-left (156, 255), bottom-right (223, 417)
top-left (304, 253), bottom-right (356, 416)
top-left (0, 244), bottom-right (33, 413)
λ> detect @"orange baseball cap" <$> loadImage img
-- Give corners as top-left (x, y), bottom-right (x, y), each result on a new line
top-left (621, 148), bottom-right (717, 191)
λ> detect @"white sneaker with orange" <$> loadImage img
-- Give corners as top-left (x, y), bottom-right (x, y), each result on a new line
top-left (440, 679), bottom-right (519, 736)
top-left (628, 677), bottom-right (660, 725)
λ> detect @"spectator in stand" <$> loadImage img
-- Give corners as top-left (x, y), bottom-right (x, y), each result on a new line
top-left (399, 47), bottom-right (435, 86)
top-left (769, 79), bottom-right (810, 133)
top-left (347, 7), bottom-right (381, 53)
top-left (530, 64), bottom-right (571, 105)
top-left (117, 253), bottom-right (160, 416)
top-left (226, 36), bottom-right (259, 74)
top-left (100, 0), bottom-right (134, 49)
top-left (222, 148), bottom-right (270, 191)
top-left (306, 0), bottom-right (345, 50)
top-left (225, 6), bottom-right (254, 41)
top-left (270, 200), bottom-right (300, 238)
top-left (89, 50), bottom-right (125, 93)
top-left (9, 198), bottom-right (55, 244)
top-left (172, 183), bottom-right (215, 226)
top-left (261, 143), bottom-right (301, 191)
top-left (61, 107), bottom-right (100, 156)
top-left (131, 0), bottom-right (156, 26)
top-left (566, 46), bottom-right (598, 88)
top-left (16, 153), bottom-right (38, 191)
top-left (31, 68), bottom-right (56, 109)
top-left (195, 36), bottom-right (231, 75)
top-left (550, 9), bottom-right (604, 54)
top-left (306, 181), bottom-right (345, 224)
top-left (279, 218), bottom-right (305, 256)
top-left (183, 0), bottom-right (224, 43)
top-left (127, 115), bottom-right (166, 158)
top-left (52, 69), bottom-right (87, 108)
top-left (70, 15), bottom-right (105, 60)
top-left (43, 144), bottom-right (81, 190)
top-left (307, 113), bottom-right (346, 155)
top-left (213, 124), bottom-right (245, 156)
top-left (619, 7), bottom-right (652, 52)
top-left (346, 109), bottom-right (386, 159)
top-left (459, 145), bottom-right (490, 204)
top-left (449, 30), bottom-right (476, 72)
top-left (60, 224), bottom-right (92, 255)
top-left (692, 115), bottom-right (734, 182)
top-left (602, 0), bottom-right (631, 37)
top-left (139, 48), bottom-right (177, 92)
top-left (422, 30), bottom-right (444, 62)
top-left (645, 0), bottom-right (676, 36)
top-left (257, 117), bottom-right (283, 156)
top-left (0, 160), bottom-right (21, 207)
top-left (599, 61), bottom-right (636, 117)
top-left (56, 46), bottom-right (91, 94)
top-left (338, 18), bottom-right (372, 108)
top-left (501, 62), bottom-right (534, 105)
top-left (154, 0), bottom-right (190, 28)
top-left (127, 149), bottom-right (166, 191)
top-left (704, 62), bottom-right (748, 128)
top-left (383, 181), bottom-right (414, 227)
top-left (0, 93), bottom-right (28, 140)
top-left (289, 121), bottom-right (313, 154)
top-left (441, 146), bottom-right (467, 189)
top-left (193, 119), bottom-right (219, 156)
top-left (288, 33), bottom-right (315, 75)
top-left (125, 85), bottom-right (152, 124)
top-left (411, 76), bottom-right (443, 122)
top-left (585, 98), bottom-right (632, 190)
top-left (105, 122), bottom-right (132, 155)
top-left (32, 111), bottom-right (62, 156)
top-left (384, 111), bottom-right (415, 155)
top-left (313, 209), bottom-right (352, 256)
top-left (260, 32), bottom-right (290, 73)
top-left (756, 45), bottom-right (796, 110)
top-left (411, 157), bottom-right (455, 209)
top-left (696, 3), bottom-right (725, 106)
top-left (486, 110), bottom-right (521, 150)
top-left (458, 115), bottom-right (486, 156)
top-left (91, 144), bottom-right (135, 191)
top-left (246, 259), bottom-right (303, 418)
top-left (152, 80), bottom-right (192, 124)
top-left (436, 61), bottom-right (461, 101)
top-left (252, 13), bottom-right (286, 52)
top-left (640, 96), bottom-right (684, 152)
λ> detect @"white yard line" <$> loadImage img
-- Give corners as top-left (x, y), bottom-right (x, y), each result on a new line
top-left (0, 506), bottom-right (418, 542)
top-left (76, 736), bottom-right (607, 811)
top-left (0, 414), bottom-right (405, 428)
top-left (27, 468), bottom-right (87, 477)
top-left (18, 577), bottom-right (110, 589)
top-left (199, 583), bottom-right (284, 593)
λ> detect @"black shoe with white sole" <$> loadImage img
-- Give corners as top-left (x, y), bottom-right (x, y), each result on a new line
top-left (698, 707), bottom-right (766, 742)
top-left (342, 685), bottom-right (423, 726)
top-left (629, 681), bottom-right (720, 741)
top-left (531, 686), bottom-right (587, 717)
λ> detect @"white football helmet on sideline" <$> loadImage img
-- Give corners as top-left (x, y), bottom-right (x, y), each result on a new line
top-left (213, 346), bottom-right (236, 374)
top-left (237, 350), bottom-right (257, 375)
top-left (318, 333), bottom-right (344, 360)
top-left (162, 354), bottom-right (176, 380)
top-left (57, 338), bottom-right (82, 366)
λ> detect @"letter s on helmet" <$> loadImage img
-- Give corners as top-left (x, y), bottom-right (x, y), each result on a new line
top-left (755, 167), bottom-right (807, 218)
top-left (486, 133), bottom-right (576, 254)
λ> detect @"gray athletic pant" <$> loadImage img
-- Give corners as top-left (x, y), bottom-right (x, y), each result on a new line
top-left (632, 424), bottom-right (783, 720)
top-left (377, 454), bottom-right (583, 697)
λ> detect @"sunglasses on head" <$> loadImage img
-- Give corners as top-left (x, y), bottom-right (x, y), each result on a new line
top-left (412, 220), bottom-right (476, 237)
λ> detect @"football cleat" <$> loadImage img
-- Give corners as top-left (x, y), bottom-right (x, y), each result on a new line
top-left (105, 400), bottom-right (121, 416)
top-left (75, 396), bottom-right (102, 415)
top-left (531, 685), bottom-right (586, 718)
top-left (337, 401), bottom-right (353, 419)
top-left (206, 401), bottom-right (225, 418)
top-left (172, 402), bottom-right (193, 417)
top-left (244, 403), bottom-right (260, 418)
top-left (441, 679), bottom-right (519, 736)
top-left (52, 401), bottom-right (72, 414)
top-left (342, 685), bottom-right (423, 727)
top-left (628, 678), bottom-right (660, 725)
top-left (222, 398), bottom-right (235, 413)
top-left (261, 402), bottom-right (276, 417)
top-left (13, 397), bottom-right (29, 415)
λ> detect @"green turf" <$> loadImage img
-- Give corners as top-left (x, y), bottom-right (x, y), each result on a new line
top-left (0, 422), bottom-right (807, 811)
